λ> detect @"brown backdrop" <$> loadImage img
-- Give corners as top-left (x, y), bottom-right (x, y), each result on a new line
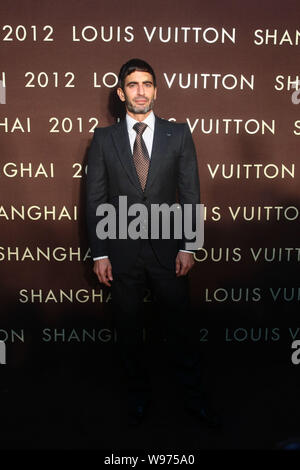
top-left (0, 0), bottom-right (299, 372)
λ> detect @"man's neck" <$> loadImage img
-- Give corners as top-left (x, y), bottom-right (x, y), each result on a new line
top-left (126, 110), bottom-right (153, 122)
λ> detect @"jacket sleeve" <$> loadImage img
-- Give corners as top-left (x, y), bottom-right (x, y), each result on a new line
top-left (85, 128), bottom-right (109, 259)
top-left (177, 124), bottom-right (202, 252)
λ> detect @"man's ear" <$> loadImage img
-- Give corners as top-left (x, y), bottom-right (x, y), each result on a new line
top-left (154, 87), bottom-right (157, 100)
top-left (117, 87), bottom-right (125, 102)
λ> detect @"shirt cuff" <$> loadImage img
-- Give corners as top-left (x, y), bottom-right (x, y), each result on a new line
top-left (93, 256), bottom-right (109, 260)
top-left (179, 250), bottom-right (193, 254)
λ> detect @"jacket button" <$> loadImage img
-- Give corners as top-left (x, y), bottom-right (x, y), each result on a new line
top-left (143, 196), bottom-right (147, 201)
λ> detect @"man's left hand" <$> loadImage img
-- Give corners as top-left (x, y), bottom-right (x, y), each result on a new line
top-left (175, 251), bottom-right (195, 277)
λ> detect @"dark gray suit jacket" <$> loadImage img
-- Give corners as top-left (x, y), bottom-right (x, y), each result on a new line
top-left (86, 115), bottom-right (200, 274)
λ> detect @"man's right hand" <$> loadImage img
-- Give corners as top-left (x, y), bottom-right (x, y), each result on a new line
top-left (93, 258), bottom-right (113, 287)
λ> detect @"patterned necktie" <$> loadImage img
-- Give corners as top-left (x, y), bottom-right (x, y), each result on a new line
top-left (133, 122), bottom-right (150, 191)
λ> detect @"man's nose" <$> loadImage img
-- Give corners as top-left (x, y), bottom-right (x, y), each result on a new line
top-left (137, 84), bottom-right (145, 95)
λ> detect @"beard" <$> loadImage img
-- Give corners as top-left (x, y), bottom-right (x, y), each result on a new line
top-left (125, 97), bottom-right (155, 115)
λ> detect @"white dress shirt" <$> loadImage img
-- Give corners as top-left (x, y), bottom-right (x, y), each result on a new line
top-left (126, 111), bottom-right (155, 157)
top-left (94, 111), bottom-right (192, 260)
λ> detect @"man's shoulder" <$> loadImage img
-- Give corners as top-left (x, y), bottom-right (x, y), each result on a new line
top-left (155, 115), bottom-right (188, 131)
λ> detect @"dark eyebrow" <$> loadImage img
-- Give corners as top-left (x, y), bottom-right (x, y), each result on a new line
top-left (126, 80), bottom-right (154, 86)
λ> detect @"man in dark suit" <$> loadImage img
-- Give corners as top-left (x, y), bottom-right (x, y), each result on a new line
top-left (86, 58), bottom-right (219, 427)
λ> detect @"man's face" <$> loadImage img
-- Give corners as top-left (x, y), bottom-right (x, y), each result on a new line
top-left (117, 70), bottom-right (157, 119)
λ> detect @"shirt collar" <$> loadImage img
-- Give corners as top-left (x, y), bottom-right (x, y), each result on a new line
top-left (126, 111), bottom-right (155, 133)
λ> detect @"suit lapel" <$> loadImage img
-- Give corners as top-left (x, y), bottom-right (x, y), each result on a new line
top-left (144, 116), bottom-right (171, 193)
top-left (111, 120), bottom-right (142, 193)
top-left (111, 116), bottom-right (171, 195)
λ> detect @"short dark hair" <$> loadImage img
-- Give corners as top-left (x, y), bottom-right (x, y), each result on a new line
top-left (118, 58), bottom-right (156, 90)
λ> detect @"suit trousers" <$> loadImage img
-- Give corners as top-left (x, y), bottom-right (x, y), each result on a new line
top-left (111, 239), bottom-right (206, 410)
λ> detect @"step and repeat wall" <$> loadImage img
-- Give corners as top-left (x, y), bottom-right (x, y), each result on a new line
top-left (1, 0), bottom-right (299, 372)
